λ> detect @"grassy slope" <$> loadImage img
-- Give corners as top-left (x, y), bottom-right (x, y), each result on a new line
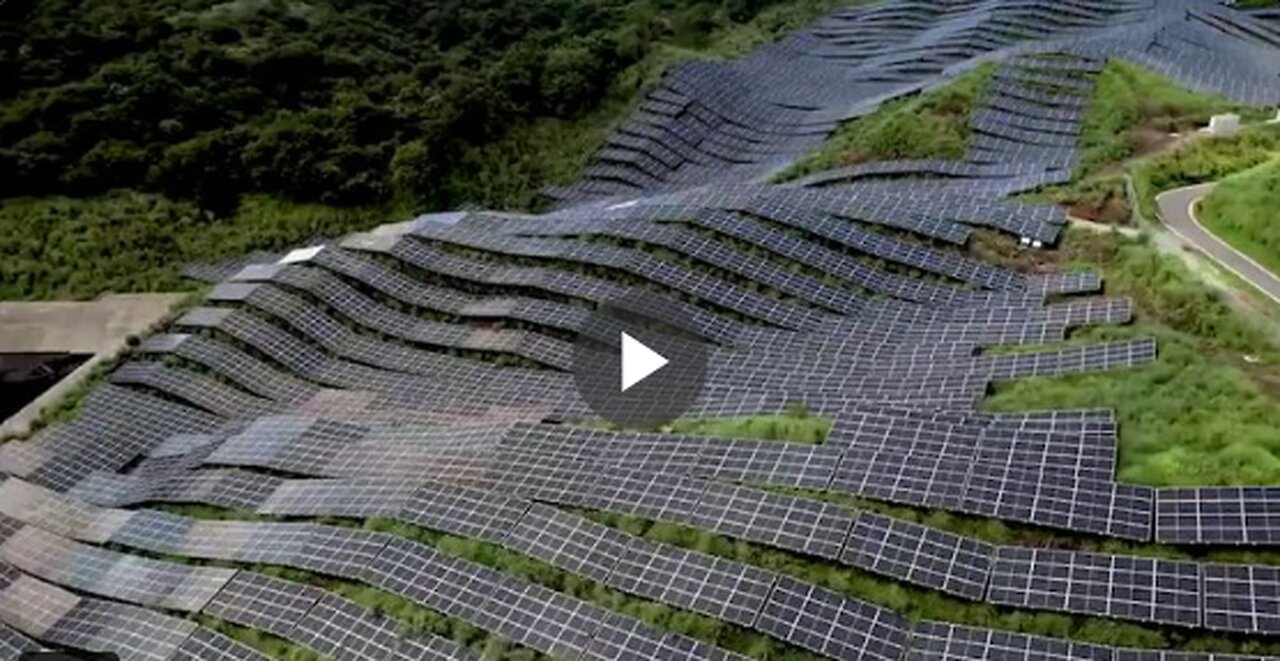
top-left (0, 193), bottom-right (388, 300)
top-left (665, 407), bottom-right (831, 443)
top-left (1195, 155), bottom-right (1280, 276)
top-left (1132, 124), bottom-right (1280, 220)
top-left (775, 64), bottom-right (995, 181)
top-left (0, 0), bottom-right (854, 303)
top-left (984, 230), bottom-right (1280, 487)
top-left (454, 0), bottom-right (858, 211)
top-left (1031, 60), bottom-right (1263, 223)
top-left (1076, 60), bottom-right (1262, 178)
top-left (992, 60), bottom-right (1280, 488)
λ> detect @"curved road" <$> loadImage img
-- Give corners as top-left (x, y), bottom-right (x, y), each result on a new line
top-left (1156, 183), bottom-right (1280, 307)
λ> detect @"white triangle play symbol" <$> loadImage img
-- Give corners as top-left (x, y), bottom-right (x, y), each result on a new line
top-left (620, 331), bottom-right (669, 392)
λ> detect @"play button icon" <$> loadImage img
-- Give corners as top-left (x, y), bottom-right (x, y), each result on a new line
top-left (571, 292), bottom-right (710, 428)
top-left (620, 332), bottom-right (668, 392)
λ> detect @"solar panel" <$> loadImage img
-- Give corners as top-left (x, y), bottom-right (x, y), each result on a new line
top-left (44, 597), bottom-right (198, 661)
top-left (832, 446), bottom-right (971, 510)
top-left (688, 482), bottom-right (856, 560)
top-left (1202, 563), bottom-right (1280, 634)
top-left (694, 441), bottom-right (842, 489)
top-left (500, 504), bottom-right (630, 583)
top-left (962, 463), bottom-right (1153, 540)
top-left (8, 4), bottom-right (1273, 660)
top-left (575, 470), bottom-right (706, 524)
top-left (397, 480), bottom-right (532, 545)
top-left (486, 579), bottom-right (612, 660)
top-left (258, 478), bottom-right (419, 518)
top-left (361, 536), bottom-right (504, 626)
top-left (606, 536), bottom-right (777, 626)
top-left (201, 571), bottom-right (323, 638)
top-left (907, 621), bottom-right (1113, 660)
top-left (0, 525), bottom-right (235, 613)
top-left (1154, 488), bottom-right (1280, 545)
top-left (171, 627), bottom-right (273, 661)
top-left (755, 576), bottom-right (908, 661)
top-left (986, 548), bottom-right (1201, 627)
top-left (0, 478), bottom-right (134, 544)
top-left (0, 621), bottom-right (39, 658)
top-left (840, 512), bottom-right (993, 600)
top-left (290, 593), bottom-right (403, 661)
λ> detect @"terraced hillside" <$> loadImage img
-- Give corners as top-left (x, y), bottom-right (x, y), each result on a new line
top-left (3, 1), bottom-right (1280, 661)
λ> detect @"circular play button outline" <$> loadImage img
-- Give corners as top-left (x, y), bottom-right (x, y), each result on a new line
top-left (571, 292), bottom-right (709, 429)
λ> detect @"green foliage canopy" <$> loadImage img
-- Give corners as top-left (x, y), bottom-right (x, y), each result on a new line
top-left (0, 0), bottom-right (806, 212)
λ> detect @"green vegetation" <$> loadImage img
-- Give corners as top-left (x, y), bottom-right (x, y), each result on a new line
top-left (1, 0), bottom-right (835, 211)
top-left (667, 408), bottom-right (831, 443)
top-left (194, 616), bottom-right (323, 661)
top-left (1033, 175), bottom-right (1131, 224)
top-left (776, 64), bottom-right (995, 181)
top-left (583, 509), bottom-right (1280, 655)
top-left (1132, 123), bottom-right (1280, 220)
top-left (984, 230), bottom-right (1280, 487)
top-left (1076, 60), bottom-right (1262, 178)
top-left (0, 0), bottom-right (857, 302)
top-left (1195, 156), bottom-right (1280, 276)
top-left (592, 402), bottom-right (831, 443)
top-left (1026, 61), bottom-right (1273, 224)
top-left (0, 193), bottom-right (385, 300)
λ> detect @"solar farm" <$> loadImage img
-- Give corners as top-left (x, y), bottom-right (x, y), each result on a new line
top-left (4, 1), bottom-right (1280, 660)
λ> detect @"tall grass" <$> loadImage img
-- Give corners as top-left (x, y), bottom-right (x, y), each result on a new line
top-left (776, 64), bottom-right (996, 181)
top-left (1133, 124), bottom-right (1280, 219)
top-left (665, 405), bottom-right (831, 443)
top-left (1197, 155), bottom-right (1280, 276)
top-left (1077, 60), bottom-right (1261, 177)
top-left (985, 231), bottom-right (1280, 487)
top-left (0, 192), bottom-right (392, 301)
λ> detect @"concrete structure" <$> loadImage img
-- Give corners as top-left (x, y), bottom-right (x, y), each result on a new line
top-left (1204, 113), bottom-right (1242, 136)
top-left (0, 294), bottom-right (186, 438)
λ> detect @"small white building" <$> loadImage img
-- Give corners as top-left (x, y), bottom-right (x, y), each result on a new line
top-left (1268, 108), bottom-right (1280, 124)
top-left (1204, 113), bottom-right (1241, 137)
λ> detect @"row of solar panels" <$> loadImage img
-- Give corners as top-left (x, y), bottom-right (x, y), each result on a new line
top-left (53, 383), bottom-right (1167, 542)
top-left (54, 453), bottom-right (1280, 635)
top-left (555, 0), bottom-right (1280, 203)
top-left (17, 400), bottom-right (1280, 635)
top-left (549, 0), bottom-right (1165, 200)
top-left (799, 51), bottom-right (1103, 196)
top-left (5, 478), bottom-right (1280, 661)
top-left (5, 559), bottom-right (1273, 661)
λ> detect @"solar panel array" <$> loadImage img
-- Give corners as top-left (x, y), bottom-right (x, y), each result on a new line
top-left (551, 0), bottom-right (1280, 204)
top-left (5, 0), bottom-right (1280, 660)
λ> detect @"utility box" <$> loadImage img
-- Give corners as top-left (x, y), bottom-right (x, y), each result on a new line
top-left (1205, 113), bottom-right (1241, 136)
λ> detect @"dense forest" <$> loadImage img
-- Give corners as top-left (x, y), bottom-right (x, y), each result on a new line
top-left (0, 0), bottom-right (824, 213)
top-left (0, 0), bottom-right (841, 299)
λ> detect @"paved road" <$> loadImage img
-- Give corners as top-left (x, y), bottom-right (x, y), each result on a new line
top-left (1156, 183), bottom-right (1280, 307)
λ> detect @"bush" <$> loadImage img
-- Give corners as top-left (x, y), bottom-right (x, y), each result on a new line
top-left (986, 231), bottom-right (1280, 487)
top-left (0, 0), bottom-right (835, 214)
top-left (1132, 124), bottom-right (1280, 218)
top-left (1194, 156), bottom-right (1280, 276)
top-left (777, 63), bottom-right (994, 180)
top-left (1076, 60), bottom-right (1257, 177)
